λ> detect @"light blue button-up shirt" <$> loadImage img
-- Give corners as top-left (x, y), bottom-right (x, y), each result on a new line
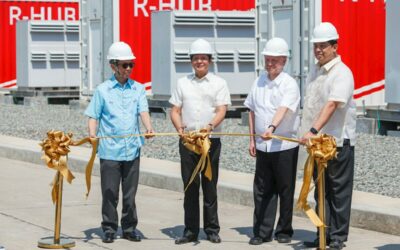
top-left (84, 75), bottom-right (149, 161)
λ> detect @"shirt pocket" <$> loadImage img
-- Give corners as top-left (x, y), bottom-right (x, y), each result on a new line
top-left (124, 91), bottom-right (139, 113)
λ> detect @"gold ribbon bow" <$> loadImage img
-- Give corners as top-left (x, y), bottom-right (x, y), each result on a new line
top-left (181, 130), bottom-right (212, 192)
top-left (296, 134), bottom-right (337, 227)
top-left (39, 130), bottom-right (98, 203)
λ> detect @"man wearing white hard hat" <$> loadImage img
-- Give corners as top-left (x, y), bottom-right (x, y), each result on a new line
top-left (170, 38), bottom-right (231, 244)
top-left (85, 41), bottom-right (154, 244)
top-left (244, 37), bottom-right (300, 245)
top-left (300, 22), bottom-right (356, 250)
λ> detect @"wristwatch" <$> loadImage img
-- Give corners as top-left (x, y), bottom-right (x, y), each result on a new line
top-left (268, 124), bottom-right (277, 133)
top-left (310, 127), bottom-right (318, 135)
top-left (208, 123), bottom-right (214, 131)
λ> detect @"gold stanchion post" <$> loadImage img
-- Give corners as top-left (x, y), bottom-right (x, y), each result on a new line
top-left (318, 165), bottom-right (326, 250)
top-left (38, 172), bottom-right (75, 249)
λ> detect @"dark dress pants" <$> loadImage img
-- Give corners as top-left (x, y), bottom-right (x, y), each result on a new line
top-left (179, 138), bottom-right (221, 238)
top-left (100, 157), bottom-right (140, 234)
top-left (314, 139), bottom-right (354, 242)
top-left (253, 146), bottom-right (299, 240)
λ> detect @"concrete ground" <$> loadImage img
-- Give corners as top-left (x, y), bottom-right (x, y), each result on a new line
top-left (0, 157), bottom-right (400, 250)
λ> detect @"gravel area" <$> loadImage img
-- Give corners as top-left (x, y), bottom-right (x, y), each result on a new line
top-left (1, 103), bottom-right (400, 198)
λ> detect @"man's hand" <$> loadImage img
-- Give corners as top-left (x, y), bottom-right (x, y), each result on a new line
top-left (177, 126), bottom-right (186, 138)
top-left (261, 127), bottom-right (274, 141)
top-left (199, 127), bottom-right (210, 139)
top-left (145, 128), bottom-right (155, 139)
top-left (300, 131), bottom-right (314, 145)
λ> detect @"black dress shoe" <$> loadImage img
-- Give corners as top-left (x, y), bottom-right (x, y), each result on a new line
top-left (102, 232), bottom-right (115, 243)
top-left (175, 235), bottom-right (197, 245)
top-left (122, 231), bottom-right (141, 242)
top-left (276, 234), bottom-right (291, 243)
top-left (249, 236), bottom-right (271, 245)
top-left (206, 233), bottom-right (221, 243)
top-left (303, 238), bottom-right (331, 248)
top-left (329, 240), bottom-right (345, 250)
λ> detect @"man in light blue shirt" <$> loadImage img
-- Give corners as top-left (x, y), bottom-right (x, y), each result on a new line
top-left (85, 41), bottom-right (154, 244)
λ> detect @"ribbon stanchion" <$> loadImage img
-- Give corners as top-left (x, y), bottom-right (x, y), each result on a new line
top-left (38, 130), bottom-right (98, 249)
top-left (38, 171), bottom-right (75, 249)
top-left (317, 164), bottom-right (326, 250)
top-left (296, 134), bottom-right (337, 250)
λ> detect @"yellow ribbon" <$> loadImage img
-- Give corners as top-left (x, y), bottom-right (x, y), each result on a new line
top-left (181, 130), bottom-right (212, 192)
top-left (296, 134), bottom-right (337, 227)
top-left (39, 130), bottom-right (98, 203)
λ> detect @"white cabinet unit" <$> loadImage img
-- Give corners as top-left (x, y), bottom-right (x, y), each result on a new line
top-left (151, 10), bottom-right (256, 96)
top-left (16, 20), bottom-right (80, 88)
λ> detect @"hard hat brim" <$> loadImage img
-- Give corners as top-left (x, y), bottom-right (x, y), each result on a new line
top-left (262, 51), bottom-right (289, 56)
top-left (107, 55), bottom-right (136, 60)
top-left (189, 53), bottom-right (213, 56)
top-left (310, 36), bottom-right (339, 43)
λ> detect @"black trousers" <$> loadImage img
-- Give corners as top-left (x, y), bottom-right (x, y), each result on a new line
top-left (253, 146), bottom-right (299, 240)
top-left (100, 157), bottom-right (140, 234)
top-left (314, 139), bottom-right (354, 242)
top-left (179, 138), bottom-right (221, 237)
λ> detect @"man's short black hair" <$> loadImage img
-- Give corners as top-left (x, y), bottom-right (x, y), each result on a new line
top-left (328, 39), bottom-right (338, 45)
top-left (109, 59), bottom-right (118, 65)
top-left (190, 54), bottom-right (212, 61)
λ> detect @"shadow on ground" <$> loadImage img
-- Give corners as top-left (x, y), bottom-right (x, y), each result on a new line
top-left (376, 244), bottom-right (400, 250)
top-left (231, 227), bottom-right (317, 249)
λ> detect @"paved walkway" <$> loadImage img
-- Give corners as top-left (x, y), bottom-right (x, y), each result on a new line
top-left (0, 157), bottom-right (399, 250)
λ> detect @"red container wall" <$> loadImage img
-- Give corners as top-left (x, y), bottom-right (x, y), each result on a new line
top-left (322, 0), bottom-right (385, 99)
top-left (0, 0), bottom-right (79, 89)
top-left (119, 0), bottom-right (255, 87)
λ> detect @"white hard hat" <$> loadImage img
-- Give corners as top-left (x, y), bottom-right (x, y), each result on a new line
top-left (189, 39), bottom-right (214, 56)
top-left (311, 22), bottom-right (339, 43)
top-left (262, 37), bottom-right (290, 56)
top-left (107, 41), bottom-right (136, 61)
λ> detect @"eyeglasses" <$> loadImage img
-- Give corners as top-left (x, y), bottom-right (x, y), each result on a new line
top-left (191, 56), bottom-right (210, 62)
top-left (313, 43), bottom-right (332, 50)
top-left (119, 62), bottom-right (134, 69)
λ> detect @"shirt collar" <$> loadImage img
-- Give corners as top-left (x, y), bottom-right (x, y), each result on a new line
top-left (265, 71), bottom-right (285, 87)
top-left (110, 74), bottom-right (134, 89)
top-left (319, 55), bottom-right (341, 72)
top-left (191, 72), bottom-right (211, 82)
